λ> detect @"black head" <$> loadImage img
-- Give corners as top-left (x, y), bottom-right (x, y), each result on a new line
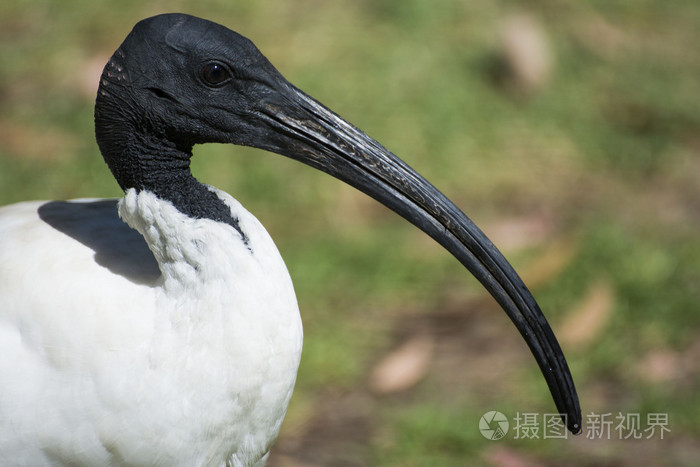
top-left (97, 14), bottom-right (286, 154)
top-left (95, 13), bottom-right (295, 228)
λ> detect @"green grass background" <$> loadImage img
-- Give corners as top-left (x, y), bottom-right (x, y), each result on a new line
top-left (1, 1), bottom-right (699, 465)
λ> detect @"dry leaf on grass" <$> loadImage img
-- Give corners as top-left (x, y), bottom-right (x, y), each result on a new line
top-left (559, 281), bottom-right (615, 349)
top-left (637, 337), bottom-right (700, 384)
top-left (637, 350), bottom-right (679, 383)
top-left (499, 14), bottom-right (554, 95)
top-left (368, 334), bottom-right (434, 394)
top-left (521, 238), bottom-right (580, 289)
top-left (483, 214), bottom-right (554, 253)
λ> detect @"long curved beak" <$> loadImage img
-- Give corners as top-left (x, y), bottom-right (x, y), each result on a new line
top-left (252, 82), bottom-right (581, 434)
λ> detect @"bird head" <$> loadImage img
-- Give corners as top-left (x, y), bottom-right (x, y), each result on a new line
top-left (95, 13), bottom-right (581, 434)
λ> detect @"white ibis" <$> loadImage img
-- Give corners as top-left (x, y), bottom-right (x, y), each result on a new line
top-left (0, 13), bottom-right (580, 466)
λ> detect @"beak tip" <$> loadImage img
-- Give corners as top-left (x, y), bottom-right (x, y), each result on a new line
top-left (567, 409), bottom-right (583, 434)
top-left (560, 388), bottom-right (582, 434)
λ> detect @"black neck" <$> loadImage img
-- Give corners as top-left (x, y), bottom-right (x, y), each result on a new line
top-left (95, 90), bottom-right (244, 236)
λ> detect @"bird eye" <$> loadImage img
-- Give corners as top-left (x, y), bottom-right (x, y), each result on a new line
top-left (200, 62), bottom-right (231, 87)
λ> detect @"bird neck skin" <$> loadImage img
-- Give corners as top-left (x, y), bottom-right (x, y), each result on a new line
top-left (95, 89), bottom-right (244, 234)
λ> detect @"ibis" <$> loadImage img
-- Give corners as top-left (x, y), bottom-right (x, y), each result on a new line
top-left (0, 13), bottom-right (580, 466)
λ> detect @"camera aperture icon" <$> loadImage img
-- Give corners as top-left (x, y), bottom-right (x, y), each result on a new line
top-left (479, 411), bottom-right (509, 440)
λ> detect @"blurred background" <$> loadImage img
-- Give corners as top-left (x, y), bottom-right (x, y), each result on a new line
top-left (1, 1), bottom-right (699, 465)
